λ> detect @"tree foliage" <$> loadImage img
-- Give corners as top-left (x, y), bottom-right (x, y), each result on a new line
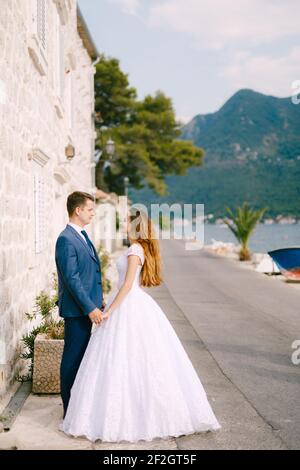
top-left (94, 55), bottom-right (204, 195)
top-left (224, 202), bottom-right (268, 260)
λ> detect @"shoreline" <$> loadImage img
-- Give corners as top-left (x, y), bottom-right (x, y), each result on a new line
top-left (201, 240), bottom-right (300, 291)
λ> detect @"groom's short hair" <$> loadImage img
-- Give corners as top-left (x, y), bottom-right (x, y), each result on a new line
top-left (67, 191), bottom-right (94, 216)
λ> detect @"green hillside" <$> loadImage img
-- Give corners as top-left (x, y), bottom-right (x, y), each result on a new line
top-left (129, 89), bottom-right (300, 219)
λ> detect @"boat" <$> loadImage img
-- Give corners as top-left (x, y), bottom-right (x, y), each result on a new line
top-left (267, 247), bottom-right (300, 281)
top-left (254, 254), bottom-right (281, 274)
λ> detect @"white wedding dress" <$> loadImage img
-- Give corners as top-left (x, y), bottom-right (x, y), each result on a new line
top-left (60, 243), bottom-right (221, 443)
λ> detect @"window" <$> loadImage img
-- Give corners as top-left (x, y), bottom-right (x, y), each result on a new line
top-left (27, 0), bottom-right (47, 75)
top-left (58, 21), bottom-right (64, 99)
top-left (53, 11), bottom-right (64, 102)
top-left (36, 0), bottom-right (46, 52)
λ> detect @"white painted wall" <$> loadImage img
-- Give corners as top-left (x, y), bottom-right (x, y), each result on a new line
top-left (0, 0), bottom-right (97, 396)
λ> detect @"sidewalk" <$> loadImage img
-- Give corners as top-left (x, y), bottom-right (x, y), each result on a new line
top-left (0, 246), bottom-right (177, 450)
top-left (0, 395), bottom-right (178, 450)
top-left (0, 242), bottom-right (289, 450)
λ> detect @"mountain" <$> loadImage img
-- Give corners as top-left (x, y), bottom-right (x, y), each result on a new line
top-left (129, 89), bottom-right (300, 219)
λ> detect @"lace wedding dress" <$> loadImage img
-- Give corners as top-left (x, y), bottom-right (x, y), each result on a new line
top-left (60, 243), bottom-right (221, 443)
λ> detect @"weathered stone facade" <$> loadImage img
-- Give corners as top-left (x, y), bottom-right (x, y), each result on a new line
top-left (32, 334), bottom-right (64, 394)
top-left (0, 0), bottom-right (98, 398)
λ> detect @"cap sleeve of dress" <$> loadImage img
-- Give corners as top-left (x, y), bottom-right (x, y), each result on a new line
top-left (126, 243), bottom-right (145, 265)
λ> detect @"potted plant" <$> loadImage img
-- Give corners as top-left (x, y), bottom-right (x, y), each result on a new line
top-left (17, 279), bottom-right (64, 393)
top-left (19, 245), bottom-right (112, 394)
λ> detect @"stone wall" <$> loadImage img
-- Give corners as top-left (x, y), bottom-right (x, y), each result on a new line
top-left (32, 334), bottom-right (64, 394)
top-left (0, 0), bottom-right (97, 397)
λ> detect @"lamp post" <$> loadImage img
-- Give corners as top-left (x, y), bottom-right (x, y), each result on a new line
top-left (123, 176), bottom-right (129, 199)
top-left (106, 138), bottom-right (115, 159)
top-left (95, 131), bottom-right (115, 165)
top-left (123, 176), bottom-right (130, 247)
top-left (94, 132), bottom-right (115, 190)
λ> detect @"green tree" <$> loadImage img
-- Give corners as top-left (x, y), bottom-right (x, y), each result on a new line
top-left (94, 54), bottom-right (137, 128)
top-left (224, 202), bottom-right (268, 260)
top-left (94, 55), bottom-right (204, 195)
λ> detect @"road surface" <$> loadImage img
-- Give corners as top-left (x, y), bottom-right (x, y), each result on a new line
top-left (151, 238), bottom-right (300, 450)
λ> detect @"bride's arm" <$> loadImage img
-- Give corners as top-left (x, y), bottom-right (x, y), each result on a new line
top-left (102, 255), bottom-right (141, 318)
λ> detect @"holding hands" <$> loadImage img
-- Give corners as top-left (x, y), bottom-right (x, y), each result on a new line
top-left (88, 307), bottom-right (104, 325)
top-left (101, 300), bottom-right (112, 319)
top-left (88, 300), bottom-right (112, 326)
top-left (102, 308), bottom-right (112, 320)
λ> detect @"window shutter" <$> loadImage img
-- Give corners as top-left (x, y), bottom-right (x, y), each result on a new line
top-left (59, 23), bottom-right (64, 99)
top-left (36, 0), bottom-right (46, 51)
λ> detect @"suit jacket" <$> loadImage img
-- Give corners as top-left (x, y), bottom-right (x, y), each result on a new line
top-left (55, 224), bottom-right (103, 318)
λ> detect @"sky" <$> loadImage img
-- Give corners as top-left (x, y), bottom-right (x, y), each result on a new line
top-left (78, 0), bottom-right (300, 123)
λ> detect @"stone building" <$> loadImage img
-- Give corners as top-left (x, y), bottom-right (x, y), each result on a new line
top-left (0, 0), bottom-right (99, 399)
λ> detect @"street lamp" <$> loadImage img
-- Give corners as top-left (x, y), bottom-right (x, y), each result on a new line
top-left (123, 176), bottom-right (130, 247)
top-left (95, 136), bottom-right (115, 165)
top-left (94, 132), bottom-right (115, 191)
top-left (124, 176), bottom-right (129, 199)
top-left (106, 138), bottom-right (115, 159)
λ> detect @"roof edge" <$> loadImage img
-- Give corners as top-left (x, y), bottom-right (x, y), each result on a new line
top-left (77, 5), bottom-right (99, 61)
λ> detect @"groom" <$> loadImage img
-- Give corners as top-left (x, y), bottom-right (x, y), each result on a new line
top-left (55, 191), bottom-right (105, 417)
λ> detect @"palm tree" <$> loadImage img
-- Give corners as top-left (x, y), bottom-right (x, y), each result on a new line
top-left (224, 202), bottom-right (268, 261)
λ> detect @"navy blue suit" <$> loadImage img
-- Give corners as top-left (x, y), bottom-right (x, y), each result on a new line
top-left (55, 224), bottom-right (103, 416)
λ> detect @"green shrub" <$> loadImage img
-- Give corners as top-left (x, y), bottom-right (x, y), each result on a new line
top-left (17, 274), bottom-right (63, 382)
top-left (97, 244), bottom-right (112, 295)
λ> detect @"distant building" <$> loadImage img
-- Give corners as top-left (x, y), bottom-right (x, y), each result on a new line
top-left (0, 0), bottom-right (99, 398)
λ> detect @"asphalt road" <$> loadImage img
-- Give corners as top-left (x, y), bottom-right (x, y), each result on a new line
top-left (1, 238), bottom-right (299, 450)
top-left (149, 238), bottom-right (300, 450)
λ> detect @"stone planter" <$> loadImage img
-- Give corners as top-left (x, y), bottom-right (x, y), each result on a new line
top-left (32, 333), bottom-right (64, 394)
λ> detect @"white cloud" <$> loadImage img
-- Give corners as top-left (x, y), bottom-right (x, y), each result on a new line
top-left (108, 0), bottom-right (141, 15)
top-left (147, 1), bottom-right (300, 99)
top-left (177, 114), bottom-right (193, 124)
top-left (221, 46), bottom-right (300, 97)
top-left (148, 0), bottom-right (300, 49)
top-left (104, 0), bottom-right (300, 109)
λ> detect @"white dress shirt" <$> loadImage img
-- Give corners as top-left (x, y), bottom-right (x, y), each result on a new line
top-left (68, 222), bottom-right (88, 244)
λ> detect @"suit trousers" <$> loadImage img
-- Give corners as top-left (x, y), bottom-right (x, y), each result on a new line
top-left (60, 316), bottom-right (92, 417)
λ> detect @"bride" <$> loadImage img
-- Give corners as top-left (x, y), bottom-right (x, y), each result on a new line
top-left (60, 208), bottom-right (221, 443)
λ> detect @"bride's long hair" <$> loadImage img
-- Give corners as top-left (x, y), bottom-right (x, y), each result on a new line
top-left (127, 208), bottom-right (163, 287)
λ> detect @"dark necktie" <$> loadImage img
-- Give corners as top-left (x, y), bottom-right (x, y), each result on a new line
top-left (81, 230), bottom-right (95, 256)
